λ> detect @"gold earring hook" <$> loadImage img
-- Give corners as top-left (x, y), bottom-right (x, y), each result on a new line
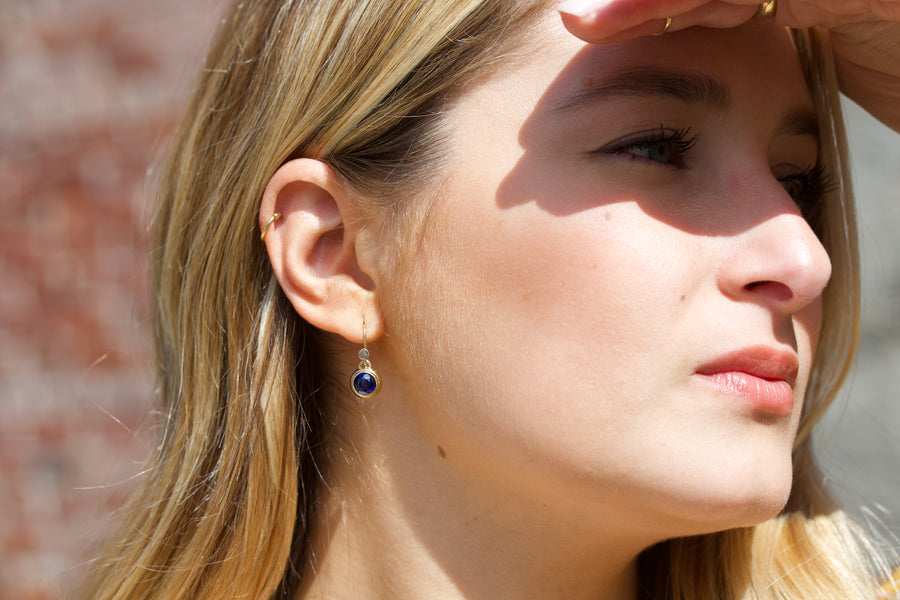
top-left (351, 315), bottom-right (380, 398)
top-left (358, 318), bottom-right (369, 361)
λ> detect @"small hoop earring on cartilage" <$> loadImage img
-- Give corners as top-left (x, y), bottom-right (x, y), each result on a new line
top-left (260, 212), bottom-right (282, 242)
top-left (350, 322), bottom-right (381, 399)
top-left (652, 16), bottom-right (672, 36)
top-left (754, 0), bottom-right (776, 18)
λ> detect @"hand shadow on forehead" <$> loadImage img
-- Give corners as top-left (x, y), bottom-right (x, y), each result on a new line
top-left (493, 36), bottom-right (813, 239)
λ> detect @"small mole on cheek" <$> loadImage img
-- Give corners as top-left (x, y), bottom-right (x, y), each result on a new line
top-left (680, 295), bottom-right (686, 302)
top-left (438, 445), bottom-right (446, 459)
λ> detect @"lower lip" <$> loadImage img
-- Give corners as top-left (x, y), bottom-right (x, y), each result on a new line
top-left (697, 372), bottom-right (794, 416)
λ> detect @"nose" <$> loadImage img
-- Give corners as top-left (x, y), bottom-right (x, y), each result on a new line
top-left (717, 194), bottom-right (832, 316)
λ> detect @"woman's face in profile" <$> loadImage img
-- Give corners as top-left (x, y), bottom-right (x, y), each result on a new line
top-left (378, 16), bottom-right (832, 540)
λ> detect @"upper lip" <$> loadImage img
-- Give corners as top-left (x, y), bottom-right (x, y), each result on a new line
top-left (695, 345), bottom-right (800, 388)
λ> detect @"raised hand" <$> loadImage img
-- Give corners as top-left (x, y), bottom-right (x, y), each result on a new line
top-left (558, 0), bottom-right (900, 131)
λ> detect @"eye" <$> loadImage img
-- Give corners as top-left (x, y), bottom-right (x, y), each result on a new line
top-left (596, 126), bottom-right (698, 169)
top-left (777, 163), bottom-right (833, 224)
top-left (780, 177), bottom-right (804, 200)
top-left (626, 139), bottom-right (677, 163)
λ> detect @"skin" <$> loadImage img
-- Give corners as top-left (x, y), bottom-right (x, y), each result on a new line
top-left (262, 15), bottom-right (832, 600)
top-left (558, 0), bottom-right (900, 132)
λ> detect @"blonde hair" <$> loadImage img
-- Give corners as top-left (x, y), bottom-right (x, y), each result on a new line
top-left (81, 2), bottom-right (891, 598)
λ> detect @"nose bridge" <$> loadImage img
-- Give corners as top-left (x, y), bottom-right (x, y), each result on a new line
top-left (718, 201), bottom-right (832, 314)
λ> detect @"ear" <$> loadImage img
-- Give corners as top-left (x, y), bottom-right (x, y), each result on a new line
top-left (259, 158), bottom-right (383, 343)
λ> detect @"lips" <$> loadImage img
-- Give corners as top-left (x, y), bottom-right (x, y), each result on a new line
top-left (694, 346), bottom-right (800, 416)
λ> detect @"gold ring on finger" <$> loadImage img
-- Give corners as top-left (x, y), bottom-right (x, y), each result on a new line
top-left (754, 0), bottom-right (776, 18)
top-left (652, 16), bottom-right (673, 36)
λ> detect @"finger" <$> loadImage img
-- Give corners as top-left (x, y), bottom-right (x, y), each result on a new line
top-left (558, 0), bottom-right (710, 43)
top-left (561, 1), bottom-right (766, 44)
top-left (676, 1), bottom-right (762, 29)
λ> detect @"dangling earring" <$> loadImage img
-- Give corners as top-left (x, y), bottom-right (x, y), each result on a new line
top-left (350, 322), bottom-right (380, 399)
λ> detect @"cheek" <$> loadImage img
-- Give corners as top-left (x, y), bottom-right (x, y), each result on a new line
top-left (799, 298), bottom-right (824, 354)
top-left (792, 297), bottom-right (824, 413)
top-left (389, 198), bottom-right (700, 454)
top-left (791, 297), bottom-right (824, 378)
top-left (418, 205), bottom-right (685, 362)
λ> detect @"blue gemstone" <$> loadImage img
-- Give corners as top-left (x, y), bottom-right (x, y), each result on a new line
top-left (353, 371), bottom-right (377, 396)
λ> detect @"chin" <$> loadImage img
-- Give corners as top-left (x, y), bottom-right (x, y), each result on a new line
top-left (640, 457), bottom-right (795, 539)
top-left (675, 478), bottom-right (793, 537)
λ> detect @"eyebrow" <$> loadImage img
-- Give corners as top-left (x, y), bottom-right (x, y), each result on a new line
top-left (553, 65), bottom-right (819, 141)
top-left (554, 66), bottom-right (733, 113)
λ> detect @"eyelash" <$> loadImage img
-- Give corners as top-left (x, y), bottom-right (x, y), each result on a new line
top-left (597, 126), bottom-right (698, 169)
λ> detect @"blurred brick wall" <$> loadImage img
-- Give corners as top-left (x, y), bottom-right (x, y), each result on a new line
top-left (0, 1), bottom-right (223, 598)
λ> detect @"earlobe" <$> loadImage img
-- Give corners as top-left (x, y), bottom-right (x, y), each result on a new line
top-left (259, 158), bottom-right (383, 343)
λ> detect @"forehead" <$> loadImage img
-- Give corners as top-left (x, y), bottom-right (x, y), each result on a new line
top-left (526, 17), bottom-right (812, 117)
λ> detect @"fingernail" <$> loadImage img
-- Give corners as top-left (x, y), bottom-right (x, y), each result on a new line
top-left (557, 0), bottom-right (614, 17)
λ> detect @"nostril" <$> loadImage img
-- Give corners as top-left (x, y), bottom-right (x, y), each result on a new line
top-left (744, 280), bottom-right (793, 301)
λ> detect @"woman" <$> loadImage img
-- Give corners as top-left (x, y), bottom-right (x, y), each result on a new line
top-left (82, 0), bottom-right (900, 598)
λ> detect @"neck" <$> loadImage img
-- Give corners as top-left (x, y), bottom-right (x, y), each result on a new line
top-left (297, 402), bottom-right (648, 600)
